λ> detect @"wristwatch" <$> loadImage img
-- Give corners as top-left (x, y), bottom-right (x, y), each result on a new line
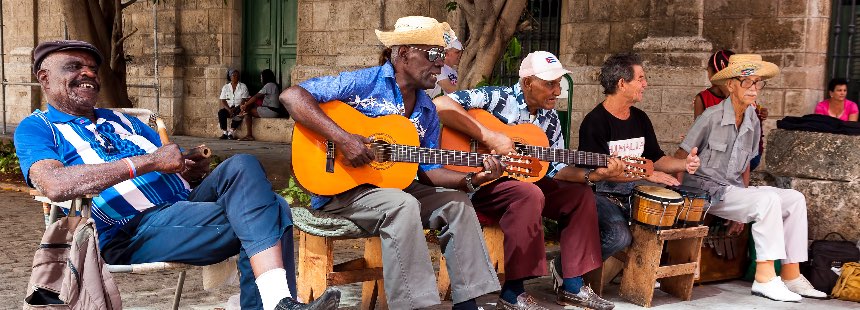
top-left (584, 169), bottom-right (596, 187)
top-left (464, 172), bottom-right (479, 193)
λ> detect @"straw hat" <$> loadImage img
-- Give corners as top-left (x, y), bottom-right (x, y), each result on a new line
top-left (710, 54), bottom-right (780, 85)
top-left (375, 16), bottom-right (445, 47)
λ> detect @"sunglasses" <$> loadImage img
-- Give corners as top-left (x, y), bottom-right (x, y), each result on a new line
top-left (408, 46), bottom-right (446, 62)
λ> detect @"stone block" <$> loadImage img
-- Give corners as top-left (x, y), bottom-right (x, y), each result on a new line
top-left (783, 89), bottom-right (818, 116)
top-left (661, 87), bottom-right (700, 113)
top-left (809, 0), bottom-right (830, 17)
top-left (233, 118), bottom-right (296, 143)
top-left (180, 9), bottom-right (209, 33)
top-left (773, 176), bottom-right (860, 242)
top-left (587, 53), bottom-right (611, 67)
top-left (563, 0), bottom-right (589, 23)
top-left (766, 129), bottom-right (860, 182)
top-left (644, 66), bottom-right (710, 87)
top-left (806, 18), bottom-right (830, 53)
top-left (758, 89), bottom-right (785, 117)
top-left (779, 0), bottom-right (807, 17)
top-left (298, 31), bottom-right (330, 56)
top-left (298, 2), bottom-right (314, 31)
top-left (705, 0), bottom-right (777, 18)
top-left (609, 20), bottom-right (649, 52)
top-left (312, 1), bottom-right (331, 30)
top-left (702, 18), bottom-right (746, 50)
top-left (638, 87), bottom-right (663, 113)
top-left (565, 23), bottom-right (610, 54)
top-left (570, 84), bottom-right (603, 111)
top-left (650, 112), bottom-right (694, 144)
top-left (559, 53), bottom-right (588, 67)
top-left (746, 18), bottom-right (804, 51)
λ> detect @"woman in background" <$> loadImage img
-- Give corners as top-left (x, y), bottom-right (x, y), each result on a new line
top-left (815, 78), bottom-right (859, 121)
top-left (239, 69), bottom-right (288, 141)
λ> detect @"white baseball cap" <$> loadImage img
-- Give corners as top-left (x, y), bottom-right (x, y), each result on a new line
top-left (518, 51), bottom-right (570, 80)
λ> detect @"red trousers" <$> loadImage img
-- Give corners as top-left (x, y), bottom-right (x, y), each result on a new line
top-left (471, 177), bottom-right (602, 281)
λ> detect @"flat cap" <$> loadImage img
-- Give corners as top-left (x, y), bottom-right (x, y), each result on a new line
top-left (33, 40), bottom-right (104, 75)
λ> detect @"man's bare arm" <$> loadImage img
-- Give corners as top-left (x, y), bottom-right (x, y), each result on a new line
top-left (30, 144), bottom-right (185, 202)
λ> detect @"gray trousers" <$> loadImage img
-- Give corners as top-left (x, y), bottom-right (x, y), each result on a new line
top-left (320, 181), bottom-right (500, 309)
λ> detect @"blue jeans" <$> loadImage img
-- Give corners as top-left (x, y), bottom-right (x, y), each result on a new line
top-left (105, 154), bottom-right (295, 310)
top-left (595, 195), bottom-right (632, 260)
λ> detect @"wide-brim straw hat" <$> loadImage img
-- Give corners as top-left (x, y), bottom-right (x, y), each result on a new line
top-left (710, 54), bottom-right (780, 85)
top-left (375, 16), bottom-right (445, 47)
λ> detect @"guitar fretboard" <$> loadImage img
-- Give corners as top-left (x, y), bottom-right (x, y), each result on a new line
top-left (521, 145), bottom-right (608, 167)
top-left (371, 143), bottom-right (495, 167)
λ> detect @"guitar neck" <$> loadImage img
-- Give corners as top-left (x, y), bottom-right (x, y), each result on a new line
top-left (372, 143), bottom-right (490, 167)
top-left (521, 145), bottom-right (608, 167)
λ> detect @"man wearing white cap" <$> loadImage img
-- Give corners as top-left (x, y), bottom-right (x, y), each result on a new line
top-left (434, 51), bottom-right (620, 309)
top-left (426, 23), bottom-right (463, 98)
top-left (281, 16), bottom-right (502, 310)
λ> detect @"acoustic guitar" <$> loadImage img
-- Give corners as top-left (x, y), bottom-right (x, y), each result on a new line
top-left (292, 101), bottom-right (542, 195)
top-left (440, 109), bottom-right (654, 183)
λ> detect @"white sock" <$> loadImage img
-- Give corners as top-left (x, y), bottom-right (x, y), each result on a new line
top-left (223, 130), bottom-right (228, 135)
top-left (255, 268), bottom-right (292, 310)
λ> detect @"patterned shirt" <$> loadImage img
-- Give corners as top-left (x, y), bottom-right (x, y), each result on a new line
top-left (447, 82), bottom-right (567, 177)
top-left (15, 104), bottom-right (191, 246)
top-left (680, 98), bottom-right (761, 202)
top-left (298, 61), bottom-right (443, 208)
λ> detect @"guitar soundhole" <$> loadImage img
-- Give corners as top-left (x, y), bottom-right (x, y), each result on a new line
top-left (368, 136), bottom-right (396, 170)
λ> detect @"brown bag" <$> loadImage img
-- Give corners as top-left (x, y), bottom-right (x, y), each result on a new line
top-left (832, 262), bottom-right (860, 302)
top-left (23, 216), bottom-right (122, 309)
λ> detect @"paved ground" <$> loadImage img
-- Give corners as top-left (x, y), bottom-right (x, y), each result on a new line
top-left (1, 134), bottom-right (858, 309)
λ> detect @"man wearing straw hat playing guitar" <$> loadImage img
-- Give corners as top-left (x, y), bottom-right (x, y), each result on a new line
top-left (676, 54), bottom-right (826, 301)
top-left (281, 16), bottom-right (503, 310)
top-left (14, 40), bottom-right (340, 310)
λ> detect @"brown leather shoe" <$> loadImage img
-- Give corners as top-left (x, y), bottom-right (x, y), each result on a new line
top-left (556, 285), bottom-right (615, 310)
top-left (496, 293), bottom-right (549, 310)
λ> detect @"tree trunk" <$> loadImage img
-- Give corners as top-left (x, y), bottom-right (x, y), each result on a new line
top-left (456, 0), bottom-right (527, 88)
top-left (58, 0), bottom-right (133, 108)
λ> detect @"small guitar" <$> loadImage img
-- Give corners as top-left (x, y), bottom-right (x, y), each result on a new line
top-left (440, 109), bottom-right (654, 182)
top-left (292, 101), bottom-right (542, 195)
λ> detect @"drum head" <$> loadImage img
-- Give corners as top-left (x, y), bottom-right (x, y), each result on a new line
top-left (633, 185), bottom-right (683, 203)
top-left (671, 185), bottom-right (710, 199)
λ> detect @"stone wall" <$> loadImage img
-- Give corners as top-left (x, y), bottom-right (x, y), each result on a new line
top-left (122, 0), bottom-right (241, 136)
top-left (559, 0), bottom-right (831, 162)
top-left (291, 0), bottom-right (450, 84)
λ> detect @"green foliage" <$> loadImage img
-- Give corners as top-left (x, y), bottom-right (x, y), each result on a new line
top-left (446, 1), bottom-right (458, 12)
top-left (208, 154), bottom-right (223, 171)
top-left (474, 37), bottom-right (523, 87)
top-left (278, 176), bottom-right (311, 208)
top-left (0, 140), bottom-right (20, 175)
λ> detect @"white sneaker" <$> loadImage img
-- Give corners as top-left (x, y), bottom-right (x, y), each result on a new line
top-left (784, 275), bottom-right (828, 299)
top-left (751, 276), bottom-right (802, 302)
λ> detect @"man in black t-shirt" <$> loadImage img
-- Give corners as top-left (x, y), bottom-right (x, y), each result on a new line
top-left (578, 53), bottom-right (700, 260)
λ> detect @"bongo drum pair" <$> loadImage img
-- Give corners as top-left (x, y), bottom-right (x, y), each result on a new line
top-left (630, 185), bottom-right (710, 229)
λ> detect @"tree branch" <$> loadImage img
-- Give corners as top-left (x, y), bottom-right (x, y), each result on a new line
top-left (120, 0), bottom-right (138, 10)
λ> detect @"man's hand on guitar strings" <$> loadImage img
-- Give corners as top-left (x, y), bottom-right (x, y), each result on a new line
top-left (593, 156), bottom-right (624, 181)
top-left (475, 155), bottom-right (505, 184)
top-left (336, 133), bottom-right (375, 167)
top-left (485, 130), bottom-right (515, 155)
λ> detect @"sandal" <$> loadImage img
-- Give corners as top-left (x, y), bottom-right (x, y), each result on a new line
top-left (238, 136), bottom-right (255, 141)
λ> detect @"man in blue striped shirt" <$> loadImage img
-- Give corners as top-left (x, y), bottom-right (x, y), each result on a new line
top-left (15, 40), bottom-right (339, 310)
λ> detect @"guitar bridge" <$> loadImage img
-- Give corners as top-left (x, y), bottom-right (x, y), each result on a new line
top-left (325, 140), bottom-right (335, 173)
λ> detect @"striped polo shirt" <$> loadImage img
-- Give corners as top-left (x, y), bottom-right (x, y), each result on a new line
top-left (15, 104), bottom-right (191, 246)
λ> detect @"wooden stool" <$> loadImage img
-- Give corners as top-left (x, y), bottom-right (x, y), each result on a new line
top-left (292, 207), bottom-right (385, 310)
top-left (437, 224), bottom-right (505, 300)
top-left (619, 224), bottom-right (708, 307)
top-left (297, 232), bottom-right (386, 309)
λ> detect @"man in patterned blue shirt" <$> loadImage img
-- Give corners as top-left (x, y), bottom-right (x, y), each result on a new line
top-left (434, 51), bottom-right (621, 310)
top-left (280, 16), bottom-right (502, 310)
top-left (15, 40), bottom-right (339, 310)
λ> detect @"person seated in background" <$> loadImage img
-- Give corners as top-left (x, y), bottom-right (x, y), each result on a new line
top-left (239, 69), bottom-right (289, 141)
top-left (677, 54), bottom-right (827, 302)
top-left (815, 78), bottom-right (859, 121)
top-left (218, 68), bottom-right (249, 140)
top-left (425, 22), bottom-right (462, 98)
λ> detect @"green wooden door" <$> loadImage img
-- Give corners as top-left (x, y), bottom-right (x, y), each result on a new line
top-left (242, 0), bottom-right (298, 93)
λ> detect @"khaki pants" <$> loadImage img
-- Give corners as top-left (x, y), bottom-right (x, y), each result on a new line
top-left (711, 185), bottom-right (809, 263)
top-left (320, 181), bottom-right (500, 309)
